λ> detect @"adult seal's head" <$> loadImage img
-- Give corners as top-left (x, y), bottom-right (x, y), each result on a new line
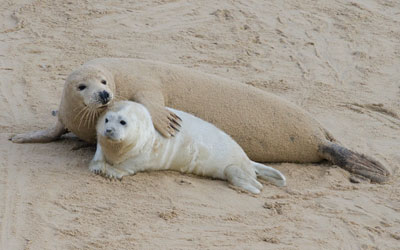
top-left (63, 65), bottom-right (115, 109)
top-left (59, 65), bottom-right (116, 142)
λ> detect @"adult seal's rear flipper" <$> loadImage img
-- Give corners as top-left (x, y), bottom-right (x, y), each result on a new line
top-left (318, 141), bottom-right (390, 183)
top-left (10, 120), bottom-right (67, 143)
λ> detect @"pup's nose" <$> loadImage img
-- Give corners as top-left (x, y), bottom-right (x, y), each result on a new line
top-left (105, 128), bottom-right (114, 134)
top-left (99, 90), bottom-right (110, 105)
top-left (105, 127), bottom-right (115, 136)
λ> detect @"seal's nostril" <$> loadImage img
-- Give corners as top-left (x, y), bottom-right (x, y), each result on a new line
top-left (106, 128), bottom-right (113, 134)
top-left (99, 91), bottom-right (111, 105)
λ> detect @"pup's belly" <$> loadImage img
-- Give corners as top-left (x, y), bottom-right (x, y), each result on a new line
top-left (163, 109), bottom-right (246, 180)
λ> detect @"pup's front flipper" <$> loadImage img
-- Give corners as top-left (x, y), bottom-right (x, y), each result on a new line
top-left (90, 161), bottom-right (130, 180)
top-left (10, 120), bottom-right (67, 143)
top-left (89, 144), bottom-right (107, 175)
top-left (89, 145), bottom-right (130, 180)
top-left (103, 167), bottom-right (129, 180)
top-left (89, 160), bottom-right (107, 175)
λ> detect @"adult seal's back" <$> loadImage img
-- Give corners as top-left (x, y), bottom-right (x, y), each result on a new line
top-left (10, 58), bottom-right (390, 183)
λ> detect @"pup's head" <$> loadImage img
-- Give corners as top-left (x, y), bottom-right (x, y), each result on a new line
top-left (63, 65), bottom-right (115, 109)
top-left (97, 101), bottom-right (153, 144)
top-left (98, 110), bottom-right (130, 142)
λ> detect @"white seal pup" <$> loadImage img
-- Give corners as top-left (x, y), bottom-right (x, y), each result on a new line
top-left (89, 101), bottom-right (286, 194)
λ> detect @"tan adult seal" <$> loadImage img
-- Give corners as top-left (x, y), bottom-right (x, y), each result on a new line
top-left (10, 58), bottom-right (390, 183)
top-left (90, 101), bottom-right (286, 194)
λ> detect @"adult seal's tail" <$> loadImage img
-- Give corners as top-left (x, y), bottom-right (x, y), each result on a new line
top-left (318, 141), bottom-right (390, 183)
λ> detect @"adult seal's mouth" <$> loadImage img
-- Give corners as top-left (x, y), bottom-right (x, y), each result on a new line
top-left (92, 99), bottom-right (112, 110)
top-left (98, 104), bottom-right (109, 109)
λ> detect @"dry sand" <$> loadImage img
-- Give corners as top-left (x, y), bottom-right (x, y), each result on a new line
top-left (1, 0), bottom-right (399, 249)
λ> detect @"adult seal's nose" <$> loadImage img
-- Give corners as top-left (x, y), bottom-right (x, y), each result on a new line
top-left (99, 90), bottom-right (110, 105)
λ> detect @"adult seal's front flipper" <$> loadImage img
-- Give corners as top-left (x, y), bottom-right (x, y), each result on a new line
top-left (10, 120), bottom-right (67, 143)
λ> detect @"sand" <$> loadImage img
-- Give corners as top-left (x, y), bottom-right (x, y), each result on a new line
top-left (0, 0), bottom-right (399, 249)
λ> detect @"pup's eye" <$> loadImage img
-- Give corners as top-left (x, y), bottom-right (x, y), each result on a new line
top-left (105, 118), bottom-right (109, 123)
top-left (78, 84), bottom-right (86, 91)
top-left (120, 120), bottom-right (126, 125)
top-left (101, 80), bottom-right (107, 85)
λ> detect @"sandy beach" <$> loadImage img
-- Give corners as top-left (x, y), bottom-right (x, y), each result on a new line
top-left (0, 0), bottom-right (399, 249)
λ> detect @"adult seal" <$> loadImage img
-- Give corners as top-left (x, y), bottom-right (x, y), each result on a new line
top-left (10, 58), bottom-right (390, 183)
top-left (89, 101), bottom-right (286, 194)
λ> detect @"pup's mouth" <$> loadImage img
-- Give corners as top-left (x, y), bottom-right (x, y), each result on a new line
top-left (102, 128), bottom-right (118, 140)
top-left (102, 134), bottom-right (122, 143)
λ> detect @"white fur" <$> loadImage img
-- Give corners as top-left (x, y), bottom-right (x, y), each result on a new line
top-left (89, 101), bottom-right (286, 194)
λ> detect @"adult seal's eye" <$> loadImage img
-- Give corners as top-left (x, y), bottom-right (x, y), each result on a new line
top-left (78, 84), bottom-right (86, 91)
top-left (120, 120), bottom-right (126, 125)
top-left (101, 80), bottom-right (107, 85)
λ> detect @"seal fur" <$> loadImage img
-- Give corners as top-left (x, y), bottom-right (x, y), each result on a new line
top-left (89, 101), bottom-right (286, 194)
top-left (10, 58), bottom-right (390, 182)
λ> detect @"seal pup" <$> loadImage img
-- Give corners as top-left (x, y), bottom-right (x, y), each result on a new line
top-left (11, 58), bottom-right (390, 183)
top-left (89, 101), bottom-right (286, 194)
